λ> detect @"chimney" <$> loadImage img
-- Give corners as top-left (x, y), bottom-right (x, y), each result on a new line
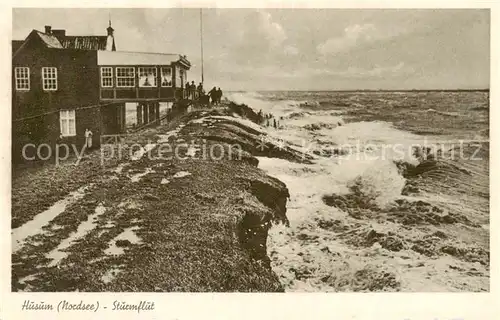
top-left (44, 25), bottom-right (52, 34)
top-left (52, 29), bottom-right (66, 37)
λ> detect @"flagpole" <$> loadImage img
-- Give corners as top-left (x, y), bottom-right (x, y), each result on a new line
top-left (200, 8), bottom-right (204, 85)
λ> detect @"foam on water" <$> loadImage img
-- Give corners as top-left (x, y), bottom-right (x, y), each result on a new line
top-left (232, 91), bottom-right (489, 291)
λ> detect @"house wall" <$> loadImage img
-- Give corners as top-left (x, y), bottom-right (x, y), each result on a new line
top-left (12, 35), bottom-right (191, 164)
top-left (12, 44), bottom-right (101, 162)
top-left (101, 103), bottom-right (126, 135)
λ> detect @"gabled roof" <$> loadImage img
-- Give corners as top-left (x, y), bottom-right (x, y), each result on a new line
top-left (36, 31), bottom-right (63, 48)
top-left (13, 28), bottom-right (116, 58)
top-left (13, 30), bottom-right (61, 57)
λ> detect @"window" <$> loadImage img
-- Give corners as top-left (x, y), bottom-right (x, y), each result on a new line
top-left (60, 110), bottom-right (76, 137)
top-left (161, 67), bottom-right (173, 87)
top-left (42, 67), bottom-right (57, 91)
top-left (116, 67), bottom-right (135, 87)
top-left (15, 67), bottom-right (30, 90)
top-left (101, 67), bottom-right (113, 87)
top-left (175, 66), bottom-right (182, 87)
top-left (138, 67), bottom-right (157, 87)
top-left (179, 68), bottom-right (185, 87)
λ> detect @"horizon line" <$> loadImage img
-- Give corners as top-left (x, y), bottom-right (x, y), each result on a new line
top-left (226, 88), bottom-right (490, 92)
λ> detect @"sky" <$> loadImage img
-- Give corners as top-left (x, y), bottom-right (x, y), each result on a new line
top-left (12, 8), bottom-right (490, 91)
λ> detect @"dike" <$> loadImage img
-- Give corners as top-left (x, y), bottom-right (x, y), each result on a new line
top-left (11, 102), bottom-right (298, 292)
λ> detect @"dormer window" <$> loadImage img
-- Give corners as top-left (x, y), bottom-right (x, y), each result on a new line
top-left (15, 67), bottom-right (30, 91)
top-left (42, 67), bottom-right (57, 91)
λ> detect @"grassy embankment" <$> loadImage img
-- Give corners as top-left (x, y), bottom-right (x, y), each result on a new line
top-left (12, 103), bottom-right (306, 292)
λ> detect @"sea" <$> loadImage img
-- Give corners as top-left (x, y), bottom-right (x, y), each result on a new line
top-left (225, 90), bottom-right (490, 292)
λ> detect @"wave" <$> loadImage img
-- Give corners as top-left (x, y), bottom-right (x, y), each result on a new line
top-left (287, 111), bottom-right (312, 119)
top-left (298, 101), bottom-right (321, 108)
top-left (226, 91), bottom-right (489, 291)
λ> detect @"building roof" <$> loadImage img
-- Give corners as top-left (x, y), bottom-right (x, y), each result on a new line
top-left (13, 27), bottom-right (116, 58)
top-left (98, 50), bottom-right (188, 67)
top-left (13, 30), bottom-right (62, 57)
top-left (58, 35), bottom-right (108, 50)
top-left (12, 25), bottom-right (190, 68)
top-left (35, 31), bottom-right (64, 48)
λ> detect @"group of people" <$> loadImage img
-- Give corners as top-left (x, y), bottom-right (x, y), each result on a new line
top-left (208, 87), bottom-right (223, 105)
top-left (185, 82), bottom-right (223, 106)
top-left (185, 81), bottom-right (204, 100)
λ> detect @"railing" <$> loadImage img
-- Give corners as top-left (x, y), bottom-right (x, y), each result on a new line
top-left (183, 89), bottom-right (202, 101)
top-left (100, 134), bottom-right (126, 145)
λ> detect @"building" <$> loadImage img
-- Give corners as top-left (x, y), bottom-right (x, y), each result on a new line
top-left (12, 23), bottom-right (191, 162)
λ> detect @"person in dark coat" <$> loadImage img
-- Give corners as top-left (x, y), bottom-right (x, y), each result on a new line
top-left (190, 81), bottom-right (196, 98)
top-left (208, 87), bottom-right (217, 105)
top-left (197, 82), bottom-right (204, 97)
top-left (185, 82), bottom-right (191, 99)
top-left (216, 87), bottom-right (223, 104)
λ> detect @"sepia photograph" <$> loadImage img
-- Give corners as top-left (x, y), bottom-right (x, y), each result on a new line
top-left (9, 7), bottom-right (490, 294)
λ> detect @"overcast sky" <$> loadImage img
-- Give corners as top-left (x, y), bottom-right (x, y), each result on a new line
top-left (12, 8), bottom-right (490, 91)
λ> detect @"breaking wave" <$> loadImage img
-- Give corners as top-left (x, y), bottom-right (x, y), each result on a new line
top-left (228, 91), bottom-right (489, 292)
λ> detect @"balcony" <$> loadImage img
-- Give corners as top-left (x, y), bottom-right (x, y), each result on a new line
top-left (97, 51), bottom-right (190, 103)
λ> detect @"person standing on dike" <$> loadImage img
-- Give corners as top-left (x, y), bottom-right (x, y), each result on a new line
top-left (216, 87), bottom-right (223, 104)
top-left (84, 128), bottom-right (93, 150)
top-left (208, 87), bottom-right (217, 105)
